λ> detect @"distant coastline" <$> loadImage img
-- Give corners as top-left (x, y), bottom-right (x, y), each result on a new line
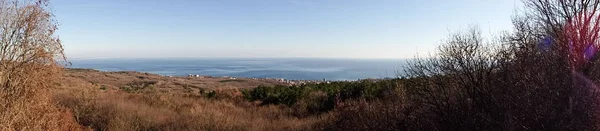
top-left (67, 68), bottom-right (396, 86)
top-left (68, 58), bottom-right (406, 81)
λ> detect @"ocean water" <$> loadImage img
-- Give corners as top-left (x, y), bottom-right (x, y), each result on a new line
top-left (69, 58), bottom-right (407, 81)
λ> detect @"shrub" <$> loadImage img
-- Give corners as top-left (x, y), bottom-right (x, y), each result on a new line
top-left (100, 85), bottom-right (108, 90)
top-left (0, 0), bottom-right (82, 130)
top-left (243, 79), bottom-right (401, 116)
top-left (120, 81), bottom-right (157, 93)
top-left (322, 99), bottom-right (408, 131)
top-left (198, 88), bottom-right (206, 95)
top-left (401, 7), bottom-right (600, 129)
top-left (219, 79), bottom-right (246, 83)
top-left (206, 90), bottom-right (217, 99)
top-left (291, 91), bottom-right (334, 116)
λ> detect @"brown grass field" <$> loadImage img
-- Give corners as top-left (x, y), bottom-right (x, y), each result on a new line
top-left (52, 69), bottom-right (331, 131)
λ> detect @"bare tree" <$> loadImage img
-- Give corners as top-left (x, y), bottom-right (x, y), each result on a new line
top-left (403, 1), bottom-right (600, 129)
top-left (0, 0), bottom-right (76, 130)
top-left (404, 27), bottom-right (507, 130)
top-left (523, 0), bottom-right (600, 71)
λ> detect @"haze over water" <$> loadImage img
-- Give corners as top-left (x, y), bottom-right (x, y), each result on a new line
top-left (70, 58), bottom-right (406, 81)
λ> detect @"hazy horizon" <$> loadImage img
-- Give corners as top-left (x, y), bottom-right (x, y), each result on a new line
top-left (54, 0), bottom-right (522, 59)
top-left (69, 58), bottom-right (406, 80)
top-left (67, 56), bottom-right (410, 60)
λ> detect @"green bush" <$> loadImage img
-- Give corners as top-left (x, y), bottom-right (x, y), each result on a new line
top-left (120, 81), bottom-right (157, 93)
top-left (100, 85), bottom-right (108, 90)
top-left (219, 79), bottom-right (246, 83)
top-left (206, 91), bottom-right (217, 99)
top-left (243, 79), bottom-right (401, 114)
top-left (198, 88), bottom-right (206, 95)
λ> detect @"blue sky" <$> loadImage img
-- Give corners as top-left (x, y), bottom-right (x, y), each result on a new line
top-left (53, 0), bottom-right (522, 59)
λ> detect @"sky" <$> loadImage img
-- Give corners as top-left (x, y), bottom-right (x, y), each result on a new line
top-left (52, 0), bottom-right (523, 59)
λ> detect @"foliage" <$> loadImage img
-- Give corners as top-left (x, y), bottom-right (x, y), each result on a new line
top-left (243, 79), bottom-right (400, 114)
top-left (120, 81), bottom-right (157, 93)
top-left (206, 90), bottom-right (217, 99)
top-left (99, 85), bottom-right (107, 90)
top-left (219, 79), bottom-right (246, 83)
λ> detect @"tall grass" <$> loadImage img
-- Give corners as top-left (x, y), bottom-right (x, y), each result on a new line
top-left (53, 82), bottom-right (328, 131)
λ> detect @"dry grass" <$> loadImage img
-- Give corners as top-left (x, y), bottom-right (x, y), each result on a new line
top-left (65, 69), bottom-right (281, 91)
top-left (53, 69), bottom-right (329, 131)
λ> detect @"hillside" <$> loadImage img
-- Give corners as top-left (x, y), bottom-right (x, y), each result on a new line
top-left (60, 68), bottom-right (285, 93)
top-left (51, 69), bottom-right (328, 130)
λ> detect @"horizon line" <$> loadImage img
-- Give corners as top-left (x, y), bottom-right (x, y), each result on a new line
top-left (67, 56), bottom-right (418, 60)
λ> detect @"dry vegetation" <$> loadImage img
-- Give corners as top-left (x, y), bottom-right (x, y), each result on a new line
top-left (0, 0), bottom-right (81, 130)
top-left (5, 0), bottom-right (600, 130)
top-left (62, 69), bottom-right (282, 94)
top-left (53, 69), bottom-right (330, 131)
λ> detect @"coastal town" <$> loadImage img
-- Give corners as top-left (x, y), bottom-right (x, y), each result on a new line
top-left (185, 73), bottom-right (333, 85)
top-left (184, 73), bottom-right (393, 86)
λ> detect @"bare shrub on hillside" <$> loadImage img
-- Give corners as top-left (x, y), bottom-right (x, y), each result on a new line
top-left (402, 0), bottom-right (600, 129)
top-left (495, 17), bottom-right (595, 130)
top-left (318, 85), bottom-right (408, 131)
top-left (0, 0), bottom-right (78, 130)
top-left (516, 0), bottom-right (600, 129)
top-left (523, 0), bottom-right (600, 72)
top-left (404, 27), bottom-right (507, 130)
top-left (403, 24), bottom-right (600, 130)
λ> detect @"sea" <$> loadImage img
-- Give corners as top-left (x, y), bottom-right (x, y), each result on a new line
top-left (69, 58), bottom-right (408, 81)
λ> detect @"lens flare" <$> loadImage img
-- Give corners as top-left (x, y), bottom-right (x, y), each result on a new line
top-left (562, 11), bottom-right (600, 70)
top-left (584, 44), bottom-right (598, 61)
top-left (539, 36), bottom-right (553, 51)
